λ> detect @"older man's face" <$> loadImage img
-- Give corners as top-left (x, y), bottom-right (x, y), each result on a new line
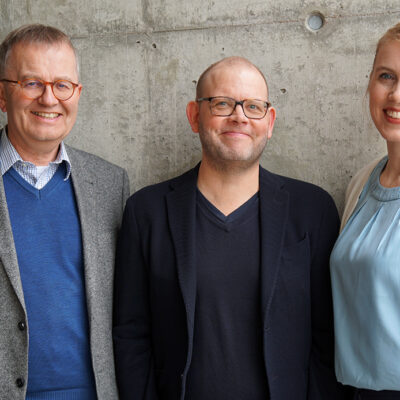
top-left (0, 41), bottom-right (81, 161)
top-left (188, 63), bottom-right (275, 170)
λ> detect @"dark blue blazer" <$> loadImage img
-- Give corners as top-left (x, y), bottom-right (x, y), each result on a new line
top-left (113, 165), bottom-right (352, 400)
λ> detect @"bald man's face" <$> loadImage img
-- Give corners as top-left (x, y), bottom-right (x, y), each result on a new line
top-left (187, 63), bottom-right (275, 170)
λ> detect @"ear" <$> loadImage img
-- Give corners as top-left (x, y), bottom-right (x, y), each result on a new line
top-left (266, 106), bottom-right (276, 140)
top-left (186, 100), bottom-right (200, 133)
top-left (0, 83), bottom-right (8, 113)
top-left (76, 83), bottom-right (83, 100)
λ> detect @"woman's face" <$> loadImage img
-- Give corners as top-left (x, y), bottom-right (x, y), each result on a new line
top-left (369, 40), bottom-right (400, 143)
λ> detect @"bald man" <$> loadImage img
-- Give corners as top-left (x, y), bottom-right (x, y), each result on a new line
top-left (113, 57), bottom-right (351, 400)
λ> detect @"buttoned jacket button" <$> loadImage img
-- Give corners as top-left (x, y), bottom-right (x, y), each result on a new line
top-left (16, 378), bottom-right (24, 388)
top-left (18, 321), bottom-right (26, 331)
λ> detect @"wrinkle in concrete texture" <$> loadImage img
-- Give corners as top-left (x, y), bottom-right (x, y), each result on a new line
top-left (0, 0), bottom-right (399, 211)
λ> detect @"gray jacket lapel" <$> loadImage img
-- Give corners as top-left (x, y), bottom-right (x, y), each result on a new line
top-left (0, 176), bottom-right (25, 309)
top-left (67, 147), bottom-right (98, 322)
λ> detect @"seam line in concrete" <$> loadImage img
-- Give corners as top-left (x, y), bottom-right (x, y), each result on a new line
top-left (70, 9), bottom-right (400, 39)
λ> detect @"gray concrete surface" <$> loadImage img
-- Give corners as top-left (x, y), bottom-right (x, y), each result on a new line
top-left (1, 1), bottom-right (399, 212)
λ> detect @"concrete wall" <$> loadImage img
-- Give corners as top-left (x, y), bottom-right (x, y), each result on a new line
top-left (1, 1), bottom-right (399, 211)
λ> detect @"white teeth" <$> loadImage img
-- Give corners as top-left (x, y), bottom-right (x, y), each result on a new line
top-left (386, 110), bottom-right (400, 119)
top-left (33, 112), bottom-right (60, 119)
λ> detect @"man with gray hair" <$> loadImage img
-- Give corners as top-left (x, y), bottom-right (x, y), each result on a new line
top-left (0, 24), bottom-right (128, 399)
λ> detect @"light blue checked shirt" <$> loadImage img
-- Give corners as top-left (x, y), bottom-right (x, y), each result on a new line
top-left (0, 127), bottom-right (71, 189)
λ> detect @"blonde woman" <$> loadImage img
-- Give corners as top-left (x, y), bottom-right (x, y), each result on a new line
top-left (331, 22), bottom-right (400, 399)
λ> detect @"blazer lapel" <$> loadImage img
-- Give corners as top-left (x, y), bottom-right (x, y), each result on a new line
top-left (166, 167), bottom-right (198, 392)
top-left (166, 168), bottom-right (198, 331)
top-left (67, 148), bottom-right (98, 322)
top-left (0, 176), bottom-right (25, 308)
top-left (259, 168), bottom-right (289, 327)
top-left (166, 169), bottom-right (198, 394)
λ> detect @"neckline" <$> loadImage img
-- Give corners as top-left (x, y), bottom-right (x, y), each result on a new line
top-left (5, 163), bottom-right (67, 199)
top-left (370, 157), bottom-right (400, 202)
top-left (196, 188), bottom-right (259, 224)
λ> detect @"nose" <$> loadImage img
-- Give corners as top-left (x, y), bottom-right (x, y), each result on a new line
top-left (229, 102), bottom-right (248, 123)
top-left (389, 81), bottom-right (400, 102)
top-left (37, 83), bottom-right (59, 106)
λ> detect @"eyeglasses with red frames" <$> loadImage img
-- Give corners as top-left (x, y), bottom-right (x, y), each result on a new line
top-left (0, 78), bottom-right (80, 101)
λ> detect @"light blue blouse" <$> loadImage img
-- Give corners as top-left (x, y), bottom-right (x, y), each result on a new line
top-left (330, 156), bottom-right (400, 390)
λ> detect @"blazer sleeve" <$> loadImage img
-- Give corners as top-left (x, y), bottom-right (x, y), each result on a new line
top-left (113, 199), bottom-right (158, 400)
top-left (307, 192), bottom-right (354, 399)
top-left (122, 169), bottom-right (130, 208)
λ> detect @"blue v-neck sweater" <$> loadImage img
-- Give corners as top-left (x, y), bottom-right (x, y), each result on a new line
top-left (3, 165), bottom-right (96, 399)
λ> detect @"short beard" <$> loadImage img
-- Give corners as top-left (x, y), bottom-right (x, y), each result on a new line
top-left (198, 123), bottom-right (268, 172)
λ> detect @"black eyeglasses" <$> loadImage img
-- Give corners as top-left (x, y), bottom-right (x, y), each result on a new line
top-left (1, 78), bottom-right (80, 101)
top-left (197, 96), bottom-right (271, 119)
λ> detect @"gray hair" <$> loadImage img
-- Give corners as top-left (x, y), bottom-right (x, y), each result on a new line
top-left (0, 24), bottom-right (79, 79)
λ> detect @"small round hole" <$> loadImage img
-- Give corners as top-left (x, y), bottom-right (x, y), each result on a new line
top-left (306, 12), bottom-right (325, 32)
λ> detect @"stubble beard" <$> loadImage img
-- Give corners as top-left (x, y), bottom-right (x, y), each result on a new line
top-left (198, 123), bottom-right (268, 172)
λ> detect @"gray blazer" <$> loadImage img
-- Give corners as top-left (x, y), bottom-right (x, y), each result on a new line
top-left (0, 144), bottom-right (129, 399)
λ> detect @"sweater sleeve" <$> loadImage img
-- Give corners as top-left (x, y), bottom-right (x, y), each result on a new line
top-left (340, 156), bottom-right (384, 232)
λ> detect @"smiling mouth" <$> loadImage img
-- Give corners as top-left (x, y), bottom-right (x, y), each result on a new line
top-left (32, 111), bottom-right (61, 119)
top-left (222, 131), bottom-right (250, 136)
top-left (386, 109), bottom-right (400, 119)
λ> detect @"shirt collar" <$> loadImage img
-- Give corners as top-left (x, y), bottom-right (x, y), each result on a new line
top-left (0, 127), bottom-right (72, 179)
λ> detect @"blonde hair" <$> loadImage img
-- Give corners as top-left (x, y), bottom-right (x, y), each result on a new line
top-left (371, 22), bottom-right (400, 71)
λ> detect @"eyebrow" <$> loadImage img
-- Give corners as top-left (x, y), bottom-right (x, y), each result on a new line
top-left (19, 73), bottom-right (77, 82)
top-left (374, 66), bottom-right (396, 73)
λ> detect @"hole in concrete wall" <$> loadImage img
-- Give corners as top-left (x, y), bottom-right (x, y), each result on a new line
top-left (306, 11), bottom-right (325, 32)
top-left (152, 43), bottom-right (157, 48)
